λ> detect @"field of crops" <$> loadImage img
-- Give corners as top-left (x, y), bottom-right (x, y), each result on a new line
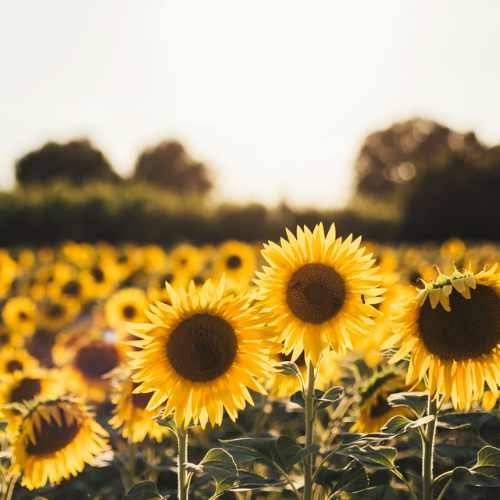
top-left (0, 225), bottom-right (499, 500)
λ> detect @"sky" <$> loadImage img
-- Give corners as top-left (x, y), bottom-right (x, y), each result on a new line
top-left (1, 1), bottom-right (500, 208)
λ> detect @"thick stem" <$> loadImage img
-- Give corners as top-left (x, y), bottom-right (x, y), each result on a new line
top-left (127, 437), bottom-right (136, 489)
top-left (422, 396), bottom-right (438, 500)
top-left (2, 473), bottom-right (18, 500)
top-left (303, 362), bottom-right (316, 500)
top-left (177, 426), bottom-right (189, 500)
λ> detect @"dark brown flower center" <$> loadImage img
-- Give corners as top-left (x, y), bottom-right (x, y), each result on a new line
top-left (7, 360), bottom-right (23, 373)
top-left (26, 406), bottom-right (81, 456)
top-left (75, 342), bottom-right (120, 379)
top-left (122, 305), bottom-right (137, 320)
top-left (418, 284), bottom-right (500, 361)
top-left (91, 267), bottom-right (105, 283)
top-left (46, 303), bottom-right (64, 319)
top-left (18, 311), bottom-right (28, 321)
top-left (131, 381), bottom-right (152, 409)
top-left (286, 263), bottom-right (346, 324)
top-left (167, 313), bottom-right (238, 382)
top-left (62, 280), bottom-right (81, 297)
top-left (0, 333), bottom-right (10, 346)
top-left (369, 394), bottom-right (392, 419)
top-left (10, 378), bottom-right (42, 403)
top-left (226, 255), bottom-right (242, 269)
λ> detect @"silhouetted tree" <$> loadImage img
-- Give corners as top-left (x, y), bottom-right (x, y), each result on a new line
top-left (401, 149), bottom-right (500, 241)
top-left (16, 139), bottom-right (120, 187)
top-left (133, 140), bottom-right (213, 196)
top-left (353, 118), bottom-right (486, 201)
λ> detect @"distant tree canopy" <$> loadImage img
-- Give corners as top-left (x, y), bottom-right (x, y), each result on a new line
top-left (133, 140), bottom-right (213, 197)
top-left (16, 139), bottom-right (120, 187)
top-left (353, 118), bottom-right (486, 200)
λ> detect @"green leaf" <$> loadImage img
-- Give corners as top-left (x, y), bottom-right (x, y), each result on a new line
top-left (434, 444), bottom-right (479, 467)
top-left (387, 392), bottom-right (428, 419)
top-left (184, 448), bottom-right (238, 500)
top-left (342, 485), bottom-right (410, 499)
top-left (274, 361), bottom-right (301, 377)
top-left (381, 415), bottom-right (434, 436)
top-left (0, 421), bottom-right (7, 433)
top-left (220, 438), bottom-right (277, 463)
top-left (452, 446), bottom-right (500, 487)
top-left (335, 432), bottom-right (392, 449)
top-left (275, 436), bottom-right (320, 470)
top-left (439, 412), bottom-right (498, 434)
top-left (314, 386), bottom-right (344, 410)
top-left (229, 471), bottom-right (284, 491)
top-left (122, 481), bottom-right (163, 500)
top-left (338, 445), bottom-right (397, 470)
top-left (314, 462), bottom-right (369, 496)
top-left (290, 390), bottom-right (305, 408)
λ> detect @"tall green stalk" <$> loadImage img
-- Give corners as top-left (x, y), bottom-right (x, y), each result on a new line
top-left (303, 362), bottom-right (316, 500)
top-left (177, 426), bottom-right (189, 500)
top-left (422, 396), bottom-right (438, 500)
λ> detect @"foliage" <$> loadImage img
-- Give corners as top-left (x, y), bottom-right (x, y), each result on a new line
top-left (15, 139), bottom-right (120, 187)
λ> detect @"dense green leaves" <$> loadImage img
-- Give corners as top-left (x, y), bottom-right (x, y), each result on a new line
top-left (452, 446), bottom-right (500, 487)
top-left (122, 481), bottom-right (163, 500)
top-left (314, 462), bottom-right (369, 497)
top-left (338, 446), bottom-right (397, 470)
top-left (387, 392), bottom-right (428, 419)
top-left (342, 485), bottom-right (411, 499)
top-left (382, 415), bottom-right (434, 436)
top-left (275, 436), bottom-right (320, 470)
top-left (220, 438), bottom-right (278, 464)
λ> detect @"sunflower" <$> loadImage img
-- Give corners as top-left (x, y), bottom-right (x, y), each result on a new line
top-left (9, 397), bottom-right (108, 489)
top-left (254, 223), bottom-right (383, 366)
top-left (383, 266), bottom-right (500, 410)
top-left (0, 348), bottom-right (38, 376)
top-left (37, 297), bottom-right (81, 332)
top-left (79, 258), bottom-right (120, 299)
top-left (0, 367), bottom-right (61, 430)
top-left (60, 339), bottom-right (123, 402)
top-left (128, 279), bottom-right (279, 429)
top-left (0, 251), bottom-right (17, 298)
top-left (351, 370), bottom-right (412, 434)
top-left (213, 240), bottom-right (257, 289)
top-left (105, 287), bottom-right (148, 335)
top-left (109, 372), bottom-right (169, 442)
top-left (0, 325), bottom-right (24, 350)
top-left (2, 297), bottom-right (37, 336)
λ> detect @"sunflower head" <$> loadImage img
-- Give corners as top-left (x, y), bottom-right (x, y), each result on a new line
top-left (10, 397), bottom-right (108, 490)
top-left (351, 370), bottom-right (411, 434)
top-left (128, 278), bottom-right (279, 429)
top-left (383, 265), bottom-right (500, 410)
top-left (254, 223), bottom-right (383, 366)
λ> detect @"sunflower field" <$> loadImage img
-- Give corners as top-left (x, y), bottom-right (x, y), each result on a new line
top-left (1, 227), bottom-right (500, 500)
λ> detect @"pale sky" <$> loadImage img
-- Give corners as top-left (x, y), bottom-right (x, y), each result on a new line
top-left (1, 1), bottom-right (500, 208)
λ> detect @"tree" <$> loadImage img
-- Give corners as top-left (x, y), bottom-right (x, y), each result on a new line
top-left (353, 118), bottom-right (486, 201)
top-left (15, 139), bottom-right (120, 187)
top-left (133, 140), bottom-right (213, 196)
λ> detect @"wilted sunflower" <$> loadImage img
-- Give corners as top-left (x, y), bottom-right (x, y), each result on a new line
top-left (351, 370), bottom-right (411, 434)
top-left (109, 373), bottom-right (168, 442)
top-left (383, 266), bottom-right (500, 410)
top-left (128, 279), bottom-right (279, 429)
top-left (254, 224), bottom-right (383, 366)
top-left (2, 297), bottom-right (37, 336)
top-left (10, 397), bottom-right (108, 489)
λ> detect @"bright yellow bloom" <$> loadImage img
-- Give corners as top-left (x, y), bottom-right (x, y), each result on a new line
top-left (129, 278), bottom-right (279, 429)
top-left (383, 266), bottom-right (500, 410)
top-left (2, 297), bottom-right (37, 336)
top-left (10, 398), bottom-right (108, 489)
top-left (254, 223), bottom-right (383, 366)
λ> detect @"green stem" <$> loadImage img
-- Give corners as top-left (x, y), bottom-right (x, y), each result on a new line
top-left (127, 437), bottom-right (137, 489)
top-left (269, 460), bottom-right (302, 500)
top-left (303, 362), bottom-right (316, 500)
top-left (2, 473), bottom-right (18, 500)
top-left (422, 396), bottom-right (438, 500)
top-left (392, 469), bottom-right (418, 500)
top-left (435, 478), bottom-right (452, 500)
top-left (177, 426), bottom-right (189, 500)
